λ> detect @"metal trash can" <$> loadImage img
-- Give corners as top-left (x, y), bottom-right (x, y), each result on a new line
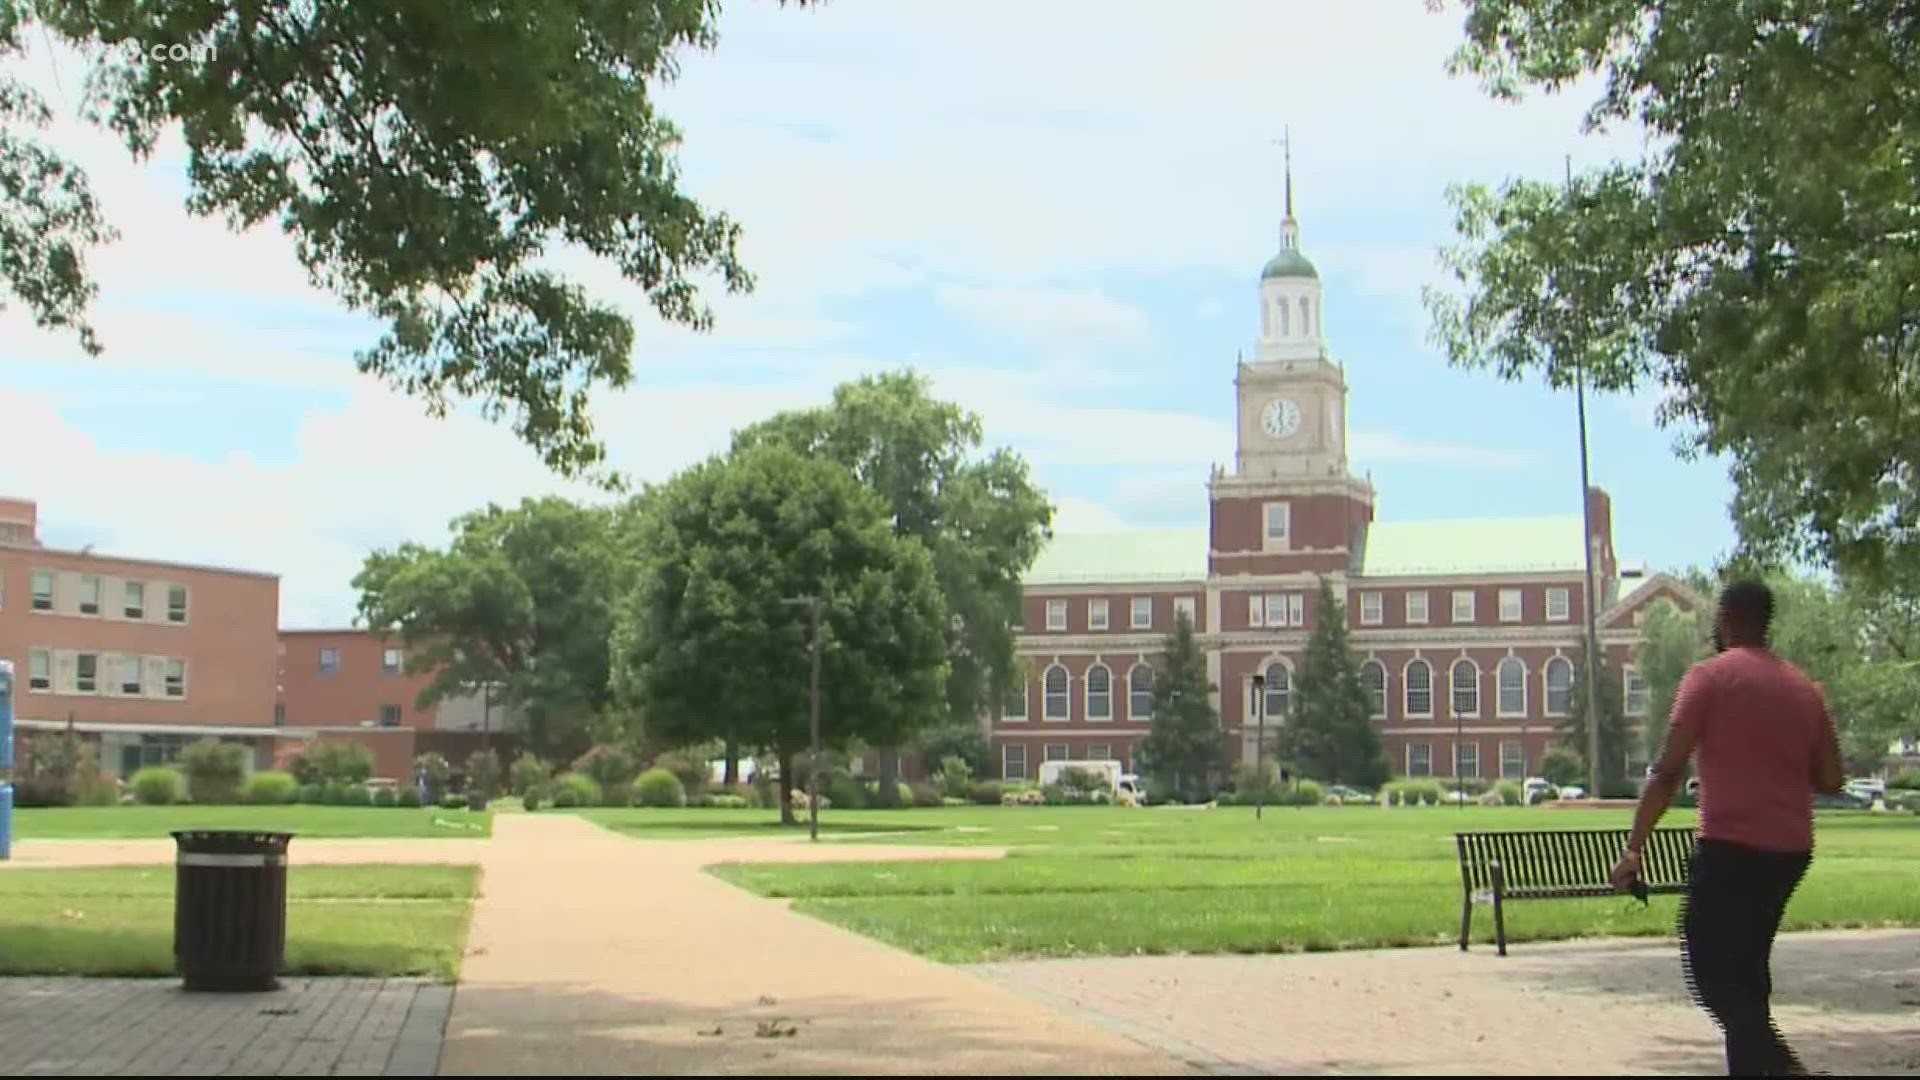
top-left (172, 830), bottom-right (295, 991)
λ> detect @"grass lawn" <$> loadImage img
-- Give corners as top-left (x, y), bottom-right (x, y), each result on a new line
top-left (15, 805), bottom-right (493, 840)
top-left (0, 865), bottom-right (479, 980)
top-left (678, 805), bottom-right (1920, 962)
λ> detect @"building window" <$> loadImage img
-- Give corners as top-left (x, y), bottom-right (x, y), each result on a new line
top-left (1624, 666), bottom-right (1649, 715)
top-left (78, 575), bottom-right (101, 615)
top-left (275, 703), bottom-right (286, 727)
top-left (1407, 741), bottom-right (1433, 777)
top-left (1262, 663), bottom-right (1290, 719)
top-left (1406, 591), bottom-right (1429, 624)
top-left (1004, 681), bottom-right (1028, 721)
top-left (1044, 665), bottom-right (1070, 720)
top-left (1405, 659), bottom-right (1433, 717)
top-left (1496, 657), bottom-right (1527, 716)
top-left (76, 653), bottom-right (98, 693)
top-left (1499, 589), bottom-right (1523, 622)
top-left (1264, 502), bottom-right (1291, 545)
top-left (165, 659), bottom-right (186, 697)
top-left (1544, 656), bottom-right (1574, 715)
top-left (28, 648), bottom-right (51, 691)
top-left (1088, 743), bottom-right (1112, 762)
top-left (319, 647), bottom-right (340, 675)
top-left (1451, 590), bottom-right (1475, 624)
top-left (1264, 593), bottom-right (1285, 627)
top-left (119, 655), bottom-right (142, 695)
top-left (1501, 741), bottom-right (1527, 780)
top-left (1003, 744), bottom-right (1028, 781)
top-left (1174, 595), bottom-right (1196, 626)
top-left (1456, 741), bottom-right (1481, 779)
top-left (167, 584), bottom-right (188, 623)
top-left (1044, 744), bottom-right (1070, 762)
top-left (31, 570), bottom-right (53, 610)
top-left (1086, 664), bottom-right (1112, 719)
top-left (1450, 659), bottom-right (1479, 717)
top-left (1360, 591), bottom-right (1383, 625)
top-left (1361, 659), bottom-right (1387, 718)
top-left (1088, 599), bottom-right (1109, 630)
top-left (1256, 592), bottom-right (1305, 628)
top-left (1546, 587), bottom-right (1571, 621)
top-left (1046, 599), bottom-right (1068, 632)
top-left (380, 704), bottom-right (403, 727)
top-left (1131, 596), bottom-right (1153, 629)
top-left (1129, 664), bottom-right (1155, 720)
top-left (124, 581), bottom-right (145, 619)
top-left (382, 648), bottom-right (404, 674)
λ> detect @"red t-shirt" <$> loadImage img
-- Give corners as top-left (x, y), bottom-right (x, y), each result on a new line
top-left (1668, 646), bottom-right (1833, 853)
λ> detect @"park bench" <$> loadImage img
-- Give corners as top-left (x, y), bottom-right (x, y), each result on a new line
top-left (1455, 827), bottom-right (1696, 956)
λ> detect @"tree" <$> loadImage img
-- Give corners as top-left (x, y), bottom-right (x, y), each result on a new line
top-left (1, 0), bottom-right (823, 477)
top-left (1634, 598), bottom-right (1710, 763)
top-left (354, 496), bottom-right (625, 761)
top-left (1284, 580), bottom-right (1389, 787)
top-left (1426, 0), bottom-right (1920, 589)
top-left (732, 371), bottom-right (1052, 804)
top-left (1768, 572), bottom-right (1919, 769)
top-left (1558, 635), bottom-right (1629, 792)
top-left (610, 442), bottom-right (950, 825)
top-left (914, 722), bottom-right (992, 781)
top-left (1134, 609), bottom-right (1224, 802)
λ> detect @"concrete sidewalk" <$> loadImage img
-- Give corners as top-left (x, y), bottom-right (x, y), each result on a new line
top-left (439, 815), bottom-right (1191, 1076)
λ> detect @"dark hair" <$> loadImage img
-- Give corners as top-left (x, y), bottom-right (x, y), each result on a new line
top-left (1718, 579), bottom-right (1774, 641)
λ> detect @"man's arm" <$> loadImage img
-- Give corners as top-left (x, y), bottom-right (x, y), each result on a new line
top-left (1812, 693), bottom-right (1844, 795)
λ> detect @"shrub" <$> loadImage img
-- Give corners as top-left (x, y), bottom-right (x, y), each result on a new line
top-left (1494, 780), bottom-right (1524, 806)
top-left (1233, 761), bottom-right (1282, 804)
top-left (966, 781), bottom-right (1005, 806)
top-left (552, 787), bottom-right (581, 809)
top-left (178, 739), bottom-right (250, 804)
top-left (909, 781), bottom-right (943, 808)
top-left (634, 767), bottom-right (688, 808)
top-left (552, 772), bottom-right (603, 808)
top-left (510, 752), bottom-right (551, 795)
top-left (439, 792), bottom-right (470, 810)
top-left (726, 783), bottom-right (764, 809)
top-left (573, 745), bottom-right (639, 792)
top-left (1539, 748), bottom-right (1585, 787)
top-left (345, 784), bottom-right (375, 807)
top-left (935, 755), bottom-right (973, 799)
top-left (522, 786), bottom-right (545, 812)
top-left (372, 786), bottom-right (398, 807)
top-left (414, 752), bottom-right (452, 801)
top-left (464, 750), bottom-right (502, 802)
top-left (941, 796), bottom-right (969, 807)
top-left (132, 767), bottom-right (185, 805)
top-left (295, 742), bottom-right (375, 786)
top-left (319, 782), bottom-right (349, 805)
top-left (825, 775), bottom-right (868, 810)
top-left (915, 723), bottom-right (991, 778)
top-left (397, 786), bottom-right (423, 808)
top-left (245, 770), bottom-right (299, 805)
top-left (1276, 779), bottom-right (1323, 807)
top-left (297, 783), bottom-right (325, 804)
top-left (707, 794), bottom-right (751, 809)
top-left (1889, 770), bottom-right (1920, 791)
top-left (649, 750), bottom-right (709, 798)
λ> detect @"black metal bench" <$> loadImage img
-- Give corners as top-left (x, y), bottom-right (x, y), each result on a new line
top-left (1455, 827), bottom-right (1695, 956)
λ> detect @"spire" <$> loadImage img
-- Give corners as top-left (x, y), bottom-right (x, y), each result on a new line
top-left (1284, 125), bottom-right (1294, 220)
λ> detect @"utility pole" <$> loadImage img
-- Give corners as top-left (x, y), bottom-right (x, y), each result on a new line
top-left (781, 595), bottom-right (825, 842)
top-left (1252, 672), bottom-right (1266, 821)
top-left (1568, 155), bottom-right (1605, 800)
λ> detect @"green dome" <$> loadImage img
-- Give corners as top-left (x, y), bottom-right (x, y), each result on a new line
top-left (1261, 247), bottom-right (1318, 280)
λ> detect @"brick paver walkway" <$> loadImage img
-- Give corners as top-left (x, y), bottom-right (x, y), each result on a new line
top-left (0, 978), bottom-right (450, 1076)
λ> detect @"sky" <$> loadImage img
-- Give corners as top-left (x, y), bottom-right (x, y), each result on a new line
top-left (0, 1), bottom-right (1736, 628)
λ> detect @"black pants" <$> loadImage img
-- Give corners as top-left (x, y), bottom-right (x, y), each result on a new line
top-left (1680, 839), bottom-right (1813, 1076)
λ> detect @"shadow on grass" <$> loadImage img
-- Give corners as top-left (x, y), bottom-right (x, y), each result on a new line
top-left (593, 819), bottom-right (946, 839)
top-left (0, 913), bottom-right (466, 981)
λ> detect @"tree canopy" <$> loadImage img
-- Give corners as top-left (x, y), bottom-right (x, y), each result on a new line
top-left (2, 0), bottom-right (820, 478)
top-left (1427, 0), bottom-right (1920, 587)
top-left (1283, 580), bottom-right (1389, 788)
top-left (1134, 610), bottom-right (1223, 802)
top-left (1557, 633), bottom-right (1629, 793)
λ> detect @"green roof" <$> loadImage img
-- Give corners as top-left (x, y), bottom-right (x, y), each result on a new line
top-left (1024, 529), bottom-right (1208, 585)
top-left (1261, 248), bottom-right (1318, 280)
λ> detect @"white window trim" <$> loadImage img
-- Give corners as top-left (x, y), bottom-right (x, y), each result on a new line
top-left (124, 581), bottom-right (146, 619)
top-left (1361, 658), bottom-right (1388, 720)
top-left (1624, 665), bottom-right (1649, 716)
top-left (1543, 656), bottom-right (1574, 717)
top-left (1451, 590), bottom-right (1475, 624)
top-left (1046, 599), bottom-right (1068, 632)
top-left (1263, 501), bottom-right (1292, 551)
top-left (1174, 595), bottom-right (1197, 625)
top-left (1085, 663), bottom-right (1113, 720)
top-left (1130, 596), bottom-right (1153, 629)
top-left (31, 570), bottom-right (54, 611)
top-left (1449, 659), bottom-right (1481, 719)
top-left (166, 584), bottom-right (189, 624)
top-left (75, 652), bottom-right (99, 694)
top-left (1546, 587), bottom-right (1571, 622)
top-left (1043, 743), bottom-right (1071, 763)
top-left (1406, 591), bottom-right (1429, 625)
top-left (1403, 658), bottom-right (1435, 719)
top-left (1003, 680), bottom-right (1029, 722)
top-left (1088, 599), bottom-right (1110, 630)
top-left (1255, 658), bottom-right (1293, 722)
top-left (1042, 664), bottom-right (1071, 722)
top-left (1002, 744), bottom-right (1028, 782)
top-left (78, 575), bottom-right (102, 615)
top-left (27, 647), bottom-right (52, 692)
top-left (1406, 741), bottom-right (1433, 777)
top-left (1498, 589), bottom-right (1523, 623)
top-left (1495, 657), bottom-right (1529, 718)
top-left (1500, 740), bottom-right (1527, 780)
top-left (1454, 740), bottom-right (1480, 779)
top-left (164, 658), bottom-right (187, 698)
top-left (1360, 591), bottom-right (1383, 626)
top-left (1127, 662), bottom-right (1155, 721)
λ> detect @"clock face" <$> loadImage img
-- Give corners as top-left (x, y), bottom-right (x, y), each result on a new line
top-left (1261, 398), bottom-right (1302, 439)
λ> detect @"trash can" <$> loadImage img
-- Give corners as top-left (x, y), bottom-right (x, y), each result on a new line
top-left (172, 830), bottom-right (295, 992)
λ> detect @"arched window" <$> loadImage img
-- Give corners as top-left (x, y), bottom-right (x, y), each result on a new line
top-left (1545, 656), bottom-right (1574, 715)
top-left (1086, 664), bottom-right (1112, 719)
top-left (1405, 659), bottom-right (1433, 716)
top-left (1044, 665), bottom-right (1070, 719)
top-left (1263, 662), bottom-right (1290, 718)
top-left (1129, 664), bottom-right (1155, 720)
top-left (1361, 659), bottom-right (1387, 719)
top-left (1497, 658), bottom-right (1527, 716)
top-left (1450, 659), bottom-right (1480, 717)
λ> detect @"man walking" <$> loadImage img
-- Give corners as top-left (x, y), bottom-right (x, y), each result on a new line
top-left (1612, 580), bottom-right (1845, 1076)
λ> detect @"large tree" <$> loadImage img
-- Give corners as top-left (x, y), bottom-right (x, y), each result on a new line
top-left (1633, 598), bottom-right (1710, 763)
top-left (1768, 573), bottom-right (1919, 769)
top-left (610, 442), bottom-right (950, 824)
top-left (1283, 580), bottom-right (1389, 787)
top-left (1558, 634), bottom-right (1630, 794)
top-left (1134, 610), bottom-right (1224, 802)
top-left (1426, 0), bottom-right (1920, 588)
top-left (731, 371), bottom-right (1052, 804)
top-left (353, 496), bottom-right (625, 760)
top-left (1, 0), bottom-right (821, 478)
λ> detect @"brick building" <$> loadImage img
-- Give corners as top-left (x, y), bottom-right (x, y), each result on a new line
top-left (991, 192), bottom-right (1699, 785)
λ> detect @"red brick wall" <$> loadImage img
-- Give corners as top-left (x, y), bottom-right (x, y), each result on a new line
top-left (1021, 588), bottom-right (1206, 635)
top-left (278, 630), bottom-right (439, 729)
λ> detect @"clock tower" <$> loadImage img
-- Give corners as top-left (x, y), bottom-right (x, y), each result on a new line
top-left (1208, 146), bottom-right (1375, 578)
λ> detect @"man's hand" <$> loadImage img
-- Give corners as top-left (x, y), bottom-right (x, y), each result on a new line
top-left (1610, 848), bottom-right (1643, 894)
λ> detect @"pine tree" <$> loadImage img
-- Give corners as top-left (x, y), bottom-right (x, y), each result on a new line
top-left (1135, 609), bottom-right (1224, 801)
top-left (1285, 579), bottom-right (1389, 787)
top-left (1558, 634), bottom-right (1630, 794)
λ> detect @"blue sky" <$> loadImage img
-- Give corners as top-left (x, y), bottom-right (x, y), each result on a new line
top-left (0, 1), bottom-right (1734, 626)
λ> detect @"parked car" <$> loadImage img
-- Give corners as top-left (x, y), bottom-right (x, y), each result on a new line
top-left (1323, 784), bottom-right (1377, 804)
top-left (1845, 777), bottom-right (1887, 803)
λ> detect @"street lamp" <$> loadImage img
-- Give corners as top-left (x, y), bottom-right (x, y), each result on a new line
top-left (1252, 671), bottom-right (1266, 822)
top-left (1567, 155), bottom-right (1606, 799)
top-left (1453, 693), bottom-right (1463, 810)
top-left (780, 595), bottom-right (825, 842)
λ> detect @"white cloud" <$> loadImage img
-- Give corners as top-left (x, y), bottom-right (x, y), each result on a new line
top-left (1048, 497), bottom-right (1130, 533)
top-left (933, 284), bottom-right (1151, 349)
top-left (1351, 432), bottom-right (1537, 470)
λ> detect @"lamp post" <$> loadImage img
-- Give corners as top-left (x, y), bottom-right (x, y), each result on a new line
top-left (1251, 671), bottom-right (1266, 821)
top-left (1567, 154), bottom-right (1606, 799)
top-left (780, 595), bottom-right (825, 842)
top-left (1453, 694), bottom-right (1464, 809)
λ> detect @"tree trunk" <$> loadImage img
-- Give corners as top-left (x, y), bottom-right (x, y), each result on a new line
top-left (778, 746), bottom-right (797, 826)
top-left (877, 747), bottom-right (901, 807)
top-left (724, 732), bottom-right (739, 787)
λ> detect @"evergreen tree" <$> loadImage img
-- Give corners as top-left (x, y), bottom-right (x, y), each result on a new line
top-left (1558, 635), bottom-right (1630, 793)
top-left (1135, 609), bottom-right (1223, 801)
top-left (1284, 579), bottom-right (1389, 787)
